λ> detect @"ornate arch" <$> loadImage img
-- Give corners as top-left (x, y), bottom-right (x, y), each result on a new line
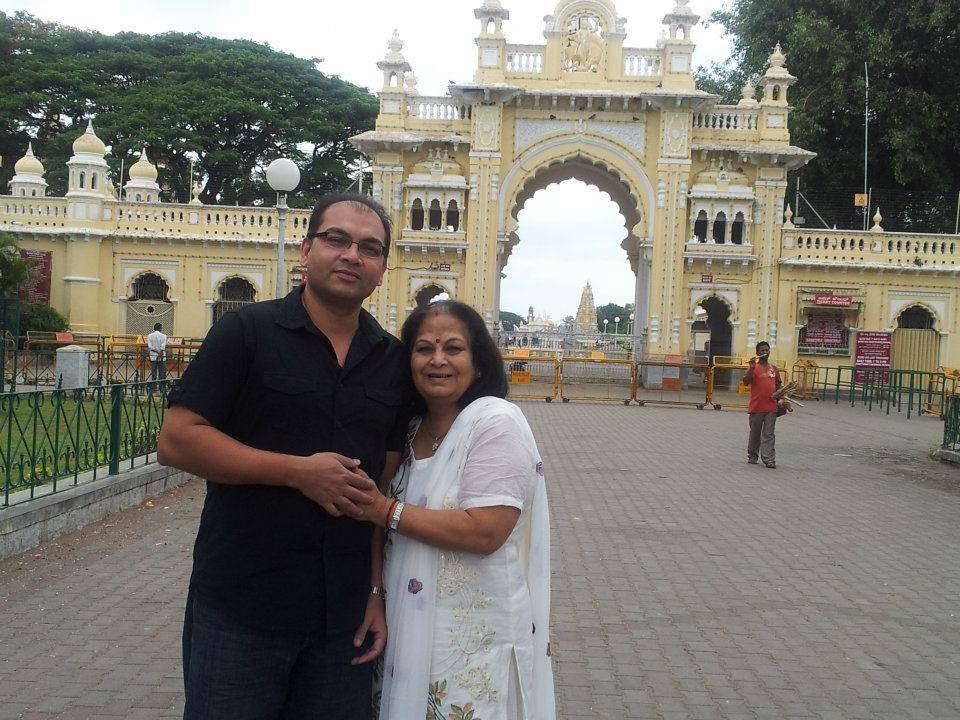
top-left (550, 0), bottom-right (620, 33)
top-left (215, 274), bottom-right (260, 301)
top-left (408, 280), bottom-right (455, 308)
top-left (498, 134), bottom-right (655, 250)
top-left (690, 291), bottom-right (738, 323)
top-left (893, 302), bottom-right (940, 330)
top-left (128, 270), bottom-right (173, 301)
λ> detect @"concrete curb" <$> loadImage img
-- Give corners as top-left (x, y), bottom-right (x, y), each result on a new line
top-left (0, 463), bottom-right (196, 559)
top-left (931, 448), bottom-right (960, 466)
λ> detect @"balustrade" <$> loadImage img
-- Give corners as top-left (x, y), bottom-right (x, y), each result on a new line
top-left (409, 97), bottom-right (462, 121)
top-left (623, 50), bottom-right (662, 77)
top-left (0, 197), bottom-right (69, 228)
top-left (783, 229), bottom-right (960, 267)
top-left (505, 45), bottom-right (544, 74)
top-left (693, 108), bottom-right (759, 133)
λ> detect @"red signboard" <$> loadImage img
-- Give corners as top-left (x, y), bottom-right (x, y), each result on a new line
top-left (19, 249), bottom-right (52, 304)
top-left (439, 263), bottom-right (451, 271)
top-left (815, 294), bottom-right (853, 307)
top-left (855, 331), bottom-right (892, 381)
top-left (701, 275), bottom-right (714, 283)
top-left (804, 313), bottom-right (845, 346)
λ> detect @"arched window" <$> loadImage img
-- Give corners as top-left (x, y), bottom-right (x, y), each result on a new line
top-left (19, 188), bottom-right (26, 197)
top-left (136, 193), bottom-right (142, 202)
top-left (411, 199), bottom-right (424, 230)
top-left (31, 189), bottom-right (37, 197)
top-left (389, 72), bottom-right (398, 87)
top-left (693, 210), bottom-right (708, 242)
top-left (713, 211), bottom-right (727, 244)
top-left (130, 272), bottom-right (171, 302)
top-left (731, 212), bottom-right (745, 245)
top-left (486, 19), bottom-right (496, 34)
top-left (446, 200), bottom-right (460, 231)
top-left (772, 86), bottom-right (781, 101)
top-left (898, 305), bottom-right (935, 330)
top-left (428, 199), bottom-right (442, 231)
top-left (91, 173), bottom-right (98, 190)
top-left (213, 277), bottom-right (257, 323)
top-left (79, 171), bottom-right (86, 189)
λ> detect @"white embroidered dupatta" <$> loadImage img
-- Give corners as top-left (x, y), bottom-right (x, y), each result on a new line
top-left (379, 396), bottom-right (556, 720)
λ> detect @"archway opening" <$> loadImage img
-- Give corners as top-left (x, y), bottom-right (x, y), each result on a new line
top-left (893, 304), bottom-right (940, 372)
top-left (415, 285), bottom-right (450, 308)
top-left (897, 305), bottom-right (935, 330)
top-left (692, 295), bottom-right (733, 385)
top-left (500, 176), bottom-right (640, 351)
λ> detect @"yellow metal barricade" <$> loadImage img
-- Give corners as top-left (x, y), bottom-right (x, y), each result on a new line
top-left (559, 357), bottom-right (635, 404)
top-left (707, 356), bottom-right (791, 411)
top-left (923, 367), bottom-right (960, 417)
top-left (635, 356), bottom-right (709, 408)
top-left (502, 353), bottom-right (559, 401)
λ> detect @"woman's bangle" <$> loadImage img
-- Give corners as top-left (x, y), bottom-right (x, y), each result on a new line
top-left (370, 585), bottom-right (386, 600)
top-left (384, 499), bottom-right (399, 530)
top-left (389, 501), bottom-right (406, 532)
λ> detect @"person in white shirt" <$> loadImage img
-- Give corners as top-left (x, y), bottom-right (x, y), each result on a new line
top-left (147, 322), bottom-right (168, 380)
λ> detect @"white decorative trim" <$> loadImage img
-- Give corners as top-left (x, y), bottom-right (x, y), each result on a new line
top-left (63, 276), bottom-right (101, 284)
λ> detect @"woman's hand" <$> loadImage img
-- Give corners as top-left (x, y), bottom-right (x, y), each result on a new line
top-left (352, 595), bottom-right (387, 665)
top-left (352, 468), bottom-right (394, 528)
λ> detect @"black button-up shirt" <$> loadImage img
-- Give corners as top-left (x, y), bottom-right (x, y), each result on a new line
top-left (167, 286), bottom-right (410, 635)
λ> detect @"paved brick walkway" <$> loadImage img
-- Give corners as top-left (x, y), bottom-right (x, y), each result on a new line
top-left (1, 400), bottom-right (958, 719)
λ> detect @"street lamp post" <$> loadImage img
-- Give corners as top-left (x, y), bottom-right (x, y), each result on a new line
top-left (603, 318), bottom-right (609, 334)
top-left (266, 158), bottom-right (301, 299)
top-left (614, 316), bottom-right (621, 334)
top-left (629, 312), bottom-right (635, 335)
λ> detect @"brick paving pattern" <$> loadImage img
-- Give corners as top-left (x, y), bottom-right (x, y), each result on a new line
top-left (1, 400), bottom-right (958, 719)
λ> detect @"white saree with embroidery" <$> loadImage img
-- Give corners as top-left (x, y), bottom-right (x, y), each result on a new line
top-left (377, 397), bottom-right (555, 720)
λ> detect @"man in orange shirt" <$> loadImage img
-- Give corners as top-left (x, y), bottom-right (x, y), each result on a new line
top-left (742, 341), bottom-right (782, 468)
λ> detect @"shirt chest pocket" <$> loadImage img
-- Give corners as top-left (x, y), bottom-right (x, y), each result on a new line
top-left (260, 372), bottom-right (325, 430)
top-left (339, 385), bottom-right (402, 434)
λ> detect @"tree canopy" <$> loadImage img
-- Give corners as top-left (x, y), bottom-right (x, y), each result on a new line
top-left (699, 0), bottom-right (960, 231)
top-left (0, 12), bottom-right (378, 208)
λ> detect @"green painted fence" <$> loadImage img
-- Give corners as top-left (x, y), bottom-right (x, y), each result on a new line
top-left (944, 395), bottom-right (960, 452)
top-left (1, 381), bottom-right (171, 508)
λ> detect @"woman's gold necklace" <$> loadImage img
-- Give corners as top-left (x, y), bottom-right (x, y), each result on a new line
top-left (423, 419), bottom-right (448, 452)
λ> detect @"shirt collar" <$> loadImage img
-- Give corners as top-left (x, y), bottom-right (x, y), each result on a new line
top-left (276, 284), bottom-right (391, 345)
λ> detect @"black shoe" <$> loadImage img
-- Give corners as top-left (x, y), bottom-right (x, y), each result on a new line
top-left (764, 462), bottom-right (776, 469)
top-left (747, 459), bottom-right (758, 465)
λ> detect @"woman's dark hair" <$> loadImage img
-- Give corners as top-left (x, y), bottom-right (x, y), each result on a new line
top-left (306, 193), bottom-right (393, 256)
top-left (401, 300), bottom-right (509, 411)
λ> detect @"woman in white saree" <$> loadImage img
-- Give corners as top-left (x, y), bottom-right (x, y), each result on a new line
top-left (356, 300), bottom-right (555, 720)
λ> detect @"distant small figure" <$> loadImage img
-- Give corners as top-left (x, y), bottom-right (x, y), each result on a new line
top-left (147, 322), bottom-right (167, 380)
top-left (742, 341), bottom-right (783, 468)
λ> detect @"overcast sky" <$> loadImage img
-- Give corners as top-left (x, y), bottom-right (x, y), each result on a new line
top-left (2, 0), bottom-right (733, 319)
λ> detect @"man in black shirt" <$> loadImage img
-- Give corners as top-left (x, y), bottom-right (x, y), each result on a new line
top-left (158, 193), bottom-right (409, 719)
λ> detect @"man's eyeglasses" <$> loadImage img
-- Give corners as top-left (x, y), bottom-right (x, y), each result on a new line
top-left (307, 231), bottom-right (386, 259)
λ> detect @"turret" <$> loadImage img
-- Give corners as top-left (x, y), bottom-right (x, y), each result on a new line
top-left (9, 142), bottom-right (47, 197)
top-left (758, 43), bottom-right (797, 143)
top-left (124, 147), bottom-right (161, 203)
top-left (66, 120), bottom-right (111, 200)
top-left (474, 0), bottom-right (510, 84)
top-left (658, 0), bottom-right (698, 90)
top-left (376, 31), bottom-right (412, 129)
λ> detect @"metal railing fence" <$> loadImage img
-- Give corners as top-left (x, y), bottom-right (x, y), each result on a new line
top-left (808, 366), bottom-right (954, 419)
top-left (1, 380), bottom-right (171, 508)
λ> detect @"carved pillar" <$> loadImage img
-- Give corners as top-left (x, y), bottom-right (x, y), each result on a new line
top-left (754, 171), bottom-right (788, 347)
top-left (465, 103), bottom-right (503, 331)
top-left (648, 108), bottom-right (693, 354)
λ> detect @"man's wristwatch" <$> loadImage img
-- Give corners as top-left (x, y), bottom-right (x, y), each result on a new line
top-left (370, 585), bottom-right (386, 600)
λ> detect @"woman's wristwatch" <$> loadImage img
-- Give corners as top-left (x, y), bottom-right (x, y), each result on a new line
top-left (370, 585), bottom-right (386, 600)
